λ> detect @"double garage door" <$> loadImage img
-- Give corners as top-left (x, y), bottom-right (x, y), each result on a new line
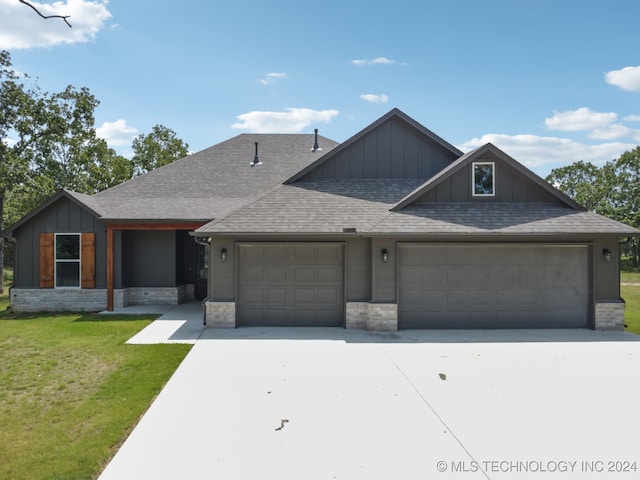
top-left (237, 244), bottom-right (345, 327)
top-left (398, 244), bottom-right (590, 329)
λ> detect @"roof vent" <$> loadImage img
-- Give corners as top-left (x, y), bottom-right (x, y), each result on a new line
top-left (311, 128), bottom-right (322, 152)
top-left (250, 141), bottom-right (263, 167)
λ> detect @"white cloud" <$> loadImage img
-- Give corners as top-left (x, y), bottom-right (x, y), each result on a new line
top-left (623, 114), bottom-right (640, 122)
top-left (96, 119), bottom-right (138, 147)
top-left (231, 108), bottom-right (339, 133)
top-left (0, 0), bottom-right (112, 49)
top-left (544, 107), bottom-right (617, 131)
top-left (605, 65), bottom-right (640, 91)
top-left (360, 94), bottom-right (389, 104)
top-left (460, 133), bottom-right (635, 171)
top-left (588, 123), bottom-right (640, 141)
top-left (350, 56), bottom-right (403, 66)
top-left (259, 72), bottom-right (287, 85)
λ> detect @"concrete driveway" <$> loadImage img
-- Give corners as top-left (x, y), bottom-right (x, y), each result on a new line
top-left (99, 327), bottom-right (640, 480)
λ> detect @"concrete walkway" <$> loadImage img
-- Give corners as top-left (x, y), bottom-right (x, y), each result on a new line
top-left (101, 302), bottom-right (205, 344)
top-left (99, 327), bottom-right (640, 480)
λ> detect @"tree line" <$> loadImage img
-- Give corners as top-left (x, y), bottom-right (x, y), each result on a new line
top-left (546, 147), bottom-right (640, 267)
top-left (1, 50), bottom-right (189, 291)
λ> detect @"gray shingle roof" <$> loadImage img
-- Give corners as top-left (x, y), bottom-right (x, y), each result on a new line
top-left (197, 179), bottom-right (426, 234)
top-left (93, 133), bottom-right (338, 221)
top-left (198, 180), bottom-right (638, 236)
top-left (368, 203), bottom-right (639, 236)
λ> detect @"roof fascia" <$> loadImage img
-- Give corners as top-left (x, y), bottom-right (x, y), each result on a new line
top-left (391, 143), bottom-right (585, 212)
top-left (284, 108), bottom-right (463, 184)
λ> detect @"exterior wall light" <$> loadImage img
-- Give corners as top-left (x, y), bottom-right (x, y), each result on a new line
top-left (382, 248), bottom-right (389, 263)
top-left (221, 248), bottom-right (227, 262)
top-left (603, 248), bottom-right (612, 262)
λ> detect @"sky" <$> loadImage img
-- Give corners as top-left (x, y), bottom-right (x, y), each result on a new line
top-left (1, 0), bottom-right (639, 177)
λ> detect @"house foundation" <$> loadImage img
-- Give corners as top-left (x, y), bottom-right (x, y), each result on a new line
top-left (9, 285), bottom-right (195, 313)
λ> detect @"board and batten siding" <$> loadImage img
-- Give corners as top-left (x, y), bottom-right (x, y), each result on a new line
top-left (417, 155), bottom-right (563, 204)
top-left (305, 117), bottom-right (457, 180)
top-left (13, 197), bottom-right (105, 288)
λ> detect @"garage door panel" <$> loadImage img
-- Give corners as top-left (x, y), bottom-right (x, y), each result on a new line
top-left (399, 245), bottom-right (589, 329)
top-left (238, 244), bottom-right (344, 327)
top-left (242, 287), bottom-right (265, 303)
top-left (317, 268), bottom-right (340, 283)
top-left (294, 288), bottom-right (315, 303)
top-left (316, 288), bottom-right (339, 304)
top-left (266, 288), bottom-right (287, 303)
top-left (266, 267), bottom-right (286, 282)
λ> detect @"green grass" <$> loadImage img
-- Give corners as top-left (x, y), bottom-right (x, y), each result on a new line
top-left (621, 271), bottom-right (640, 284)
top-left (623, 284), bottom-right (640, 335)
top-left (0, 301), bottom-right (191, 480)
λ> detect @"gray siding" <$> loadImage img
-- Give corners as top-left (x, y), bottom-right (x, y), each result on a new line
top-left (306, 117), bottom-right (457, 180)
top-left (12, 197), bottom-right (106, 288)
top-left (417, 155), bottom-right (563, 203)
top-left (122, 231), bottom-right (176, 287)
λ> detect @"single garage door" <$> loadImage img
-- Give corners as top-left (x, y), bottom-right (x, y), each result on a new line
top-left (398, 244), bottom-right (590, 329)
top-left (237, 243), bottom-right (345, 327)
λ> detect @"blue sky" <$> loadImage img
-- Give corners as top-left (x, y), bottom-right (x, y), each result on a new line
top-left (1, 0), bottom-right (639, 177)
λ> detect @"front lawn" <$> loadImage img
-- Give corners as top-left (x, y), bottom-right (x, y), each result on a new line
top-left (623, 284), bottom-right (640, 335)
top-left (0, 301), bottom-right (191, 480)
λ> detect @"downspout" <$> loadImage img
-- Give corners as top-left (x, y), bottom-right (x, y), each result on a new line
top-left (194, 236), bottom-right (211, 325)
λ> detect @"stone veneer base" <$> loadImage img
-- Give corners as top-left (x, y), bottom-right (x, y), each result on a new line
top-left (594, 302), bottom-right (625, 331)
top-left (346, 302), bottom-right (398, 331)
top-left (204, 301), bottom-right (236, 328)
top-left (10, 285), bottom-right (195, 313)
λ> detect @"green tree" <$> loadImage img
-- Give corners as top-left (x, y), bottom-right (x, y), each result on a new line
top-left (131, 124), bottom-right (189, 175)
top-left (0, 50), bottom-right (131, 289)
top-left (546, 149), bottom-right (640, 266)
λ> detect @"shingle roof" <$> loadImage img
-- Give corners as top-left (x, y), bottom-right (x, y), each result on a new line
top-left (368, 203), bottom-right (639, 236)
top-left (197, 179), bottom-right (426, 234)
top-left (93, 133), bottom-right (338, 221)
top-left (197, 180), bottom-right (638, 236)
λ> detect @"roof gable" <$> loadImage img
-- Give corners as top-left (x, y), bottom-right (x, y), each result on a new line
top-left (2, 189), bottom-right (103, 238)
top-left (392, 143), bottom-right (584, 211)
top-left (285, 108), bottom-right (462, 183)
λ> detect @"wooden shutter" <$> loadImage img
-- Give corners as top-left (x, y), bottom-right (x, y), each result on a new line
top-left (81, 232), bottom-right (96, 289)
top-left (40, 233), bottom-right (55, 288)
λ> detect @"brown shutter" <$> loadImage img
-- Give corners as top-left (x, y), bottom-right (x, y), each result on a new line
top-left (40, 233), bottom-right (55, 288)
top-left (81, 232), bottom-right (96, 289)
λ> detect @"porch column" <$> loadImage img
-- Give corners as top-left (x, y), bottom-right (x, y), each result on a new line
top-left (107, 225), bottom-right (114, 311)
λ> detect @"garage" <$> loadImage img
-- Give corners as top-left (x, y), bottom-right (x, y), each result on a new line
top-left (398, 244), bottom-right (590, 329)
top-left (237, 243), bottom-right (345, 327)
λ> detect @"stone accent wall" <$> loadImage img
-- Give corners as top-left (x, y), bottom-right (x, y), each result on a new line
top-left (346, 302), bottom-right (398, 331)
top-left (345, 302), bottom-right (369, 329)
top-left (204, 301), bottom-right (236, 328)
top-left (595, 302), bottom-right (626, 331)
top-left (125, 286), bottom-right (188, 305)
top-left (10, 285), bottom-right (196, 313)
top-left (10, 288), bottom-right (107, 313)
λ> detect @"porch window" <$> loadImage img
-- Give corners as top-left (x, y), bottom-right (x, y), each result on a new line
top-left (472, 162), bottom-right (495, 196)
top-left (55, 234), bottom-right (81, 288)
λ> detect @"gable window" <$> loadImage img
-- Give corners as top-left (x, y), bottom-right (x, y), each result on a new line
top-left (55, 234), bottom-right (81, 288)
top-left (472, 162), bottom-right (495, 196)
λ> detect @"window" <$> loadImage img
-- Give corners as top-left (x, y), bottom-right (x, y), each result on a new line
top-left (472, 162), bottom-right (495, 196)
top-left (55, 234), bottom-right (81, 288)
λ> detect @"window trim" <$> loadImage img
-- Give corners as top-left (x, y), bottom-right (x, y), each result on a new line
top-left (472, 161), bottom-right (496, 197)
top-left (54, 233), bottom-right (82, 289)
